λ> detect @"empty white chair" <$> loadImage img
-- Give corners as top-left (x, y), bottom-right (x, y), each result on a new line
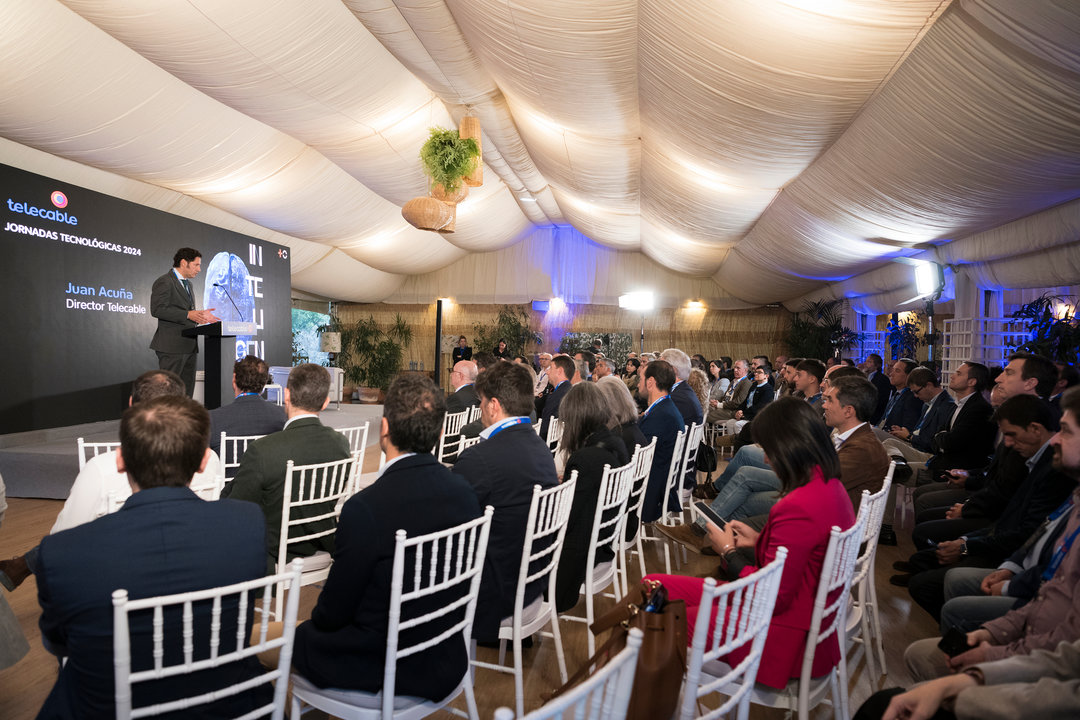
top-left (616, 437), bottom-right (657, 595)
top-left (218, 432), bottom-right (265, 480)
top-left (679, 549), bottom-right (788, 720)
top-left (290, 507), bottom-right (494, 720)
top-left (273, 455), bottom-right (357, 620)
top-left (492, 627), bottom-right (643, 720)
top-left (641, 428), bottom-right (688, 574)
top-left (472, 477), bottom-right (578, 717)
top-left (77, 437), bottom-right (120, 471)
top-left (705, 514), bottom-right (868, 720)
top-left (846, 462), bottom-right (895, 678)
top-left (436, 409), bottom-right (471, 464)
top-left (561, 460), bottom-right (635, 656)
top-left (112, 559), bottom-right (304, 720)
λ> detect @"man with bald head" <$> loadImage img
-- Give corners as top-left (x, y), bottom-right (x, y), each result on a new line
top-left (446, 360), bottom-right (479, 415)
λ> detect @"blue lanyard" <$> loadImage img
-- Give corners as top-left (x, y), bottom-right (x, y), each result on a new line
top-left (643, 395), bottom-right (668, 418)
top-left (1042, 505), bottom-right (1080, 582)
top-left (235, 392), bottom-right (259, 399)
top-left (486, 416), bottom-right (530, 439)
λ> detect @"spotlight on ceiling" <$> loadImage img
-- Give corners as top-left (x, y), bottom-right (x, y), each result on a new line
top-left (619, 292), bottom-right (655, 311)
top-left (914, 261), bottom-right (945, 297)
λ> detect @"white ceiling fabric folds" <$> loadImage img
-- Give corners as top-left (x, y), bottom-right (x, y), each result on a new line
top-left (1, 0), bottom-right (1078, 307)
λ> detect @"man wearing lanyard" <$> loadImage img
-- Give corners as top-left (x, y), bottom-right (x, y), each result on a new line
top-left (208, 355), bottom-right (286, 473)
top-left (638, 360), bottom-right (685, 523)
top-left (538, 355), bottom-right (574, 432)
top-left (898, 386), bottom-right (1080, 688)
top-left (452, 361), bottom-right (557, 642)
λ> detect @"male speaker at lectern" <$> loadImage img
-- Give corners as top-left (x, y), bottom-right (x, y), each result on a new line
top-left (150, 248), bottom-right (219, 397)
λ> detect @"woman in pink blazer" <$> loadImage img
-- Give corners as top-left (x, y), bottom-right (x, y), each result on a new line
top-left (645, 396), bottom-right (856, 688)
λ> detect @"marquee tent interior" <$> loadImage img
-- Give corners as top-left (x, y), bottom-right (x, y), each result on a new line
top-left (2, 0), bottom-right (1079, 313)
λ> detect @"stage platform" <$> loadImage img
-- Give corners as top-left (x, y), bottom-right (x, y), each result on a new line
top-left (0, 403), bottom-right (384, 499)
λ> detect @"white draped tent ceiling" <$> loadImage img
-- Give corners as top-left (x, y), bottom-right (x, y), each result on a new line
top-left (2, 0), bottom-right (1079, 312)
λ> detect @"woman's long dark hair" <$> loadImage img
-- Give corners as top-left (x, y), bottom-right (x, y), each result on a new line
top-left (558, 382), bottom-right (609, 455)
top-left (751, 396), bottom-right (841, 494)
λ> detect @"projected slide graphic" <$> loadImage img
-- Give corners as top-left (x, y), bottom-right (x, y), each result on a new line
top-left (1, 163), bottom-right (291, 434)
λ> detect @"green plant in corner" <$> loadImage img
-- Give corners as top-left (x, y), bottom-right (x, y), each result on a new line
top-left (1009, 294), bottom-right (1078, 364)
top-left (786, 299), bottom-right (863, 360)
top-left (318, 313), bottom-right (413, 391)
top-left (419, 127), bottom-right (480, 194)
top-left (886, 313), bottom-right (922, 360)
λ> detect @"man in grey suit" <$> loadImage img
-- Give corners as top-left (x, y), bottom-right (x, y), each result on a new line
top-left (149, 247), bottom-right (219, 396)
top-left (221, 363), bottom-right (350, 570)
top-left (209, 355), bottom-right (287, 475)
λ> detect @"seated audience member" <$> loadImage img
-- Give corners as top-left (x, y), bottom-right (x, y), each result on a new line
top-left (538, 354), bottom-right (574, 430)
top-left (221, 363), bottom-right (350, 570)
top-left (534, 352), bottom-right (553, 396)
top-left (791, 359), bottom-right (824, 407)
top-left (717, 365), bottom-right (774, 441)
top-left (645, 397), bottom-right (856, 690)
top-left (707, 358), bottom-right (751, 424)
top-left (893, 395), bottom-right (1071, 621)
top-left (865, 353), bottom-right (893, 425)
top-left (35, 395), bottom-right (268, 719)
top-left (596, 375), bottom-right (648, 456)
top-left (554, 383), bottom-right (630, 611)
top-left (706, 360), bottom-right (730, 403)
top-left (1050, 361), bottom-right (1079, 410)
top-left (687, 366), bottom-right (710, 415)
top-left (623, 357), bottom-right (641, 395)
top-left (0, 370), bottom-right (220, 591)
top-left (452, 362), bottom-right (557, 640)
top-left (292, 374), bottom-right (482, 700)
top-left (923, 361), bottom-right (997, 484)
top-left (661, 348), bottom-right (704, 426)
top-left (446, 360), bottom-right (479, 414)
top-left (460, 352), bottom-right (500, 440)
top-left (592, 357), bottom-right (615, 381)
top-left (860, 638), bottom-right (1080, 720)
top-left (573, 350), bottom-right (596, 381)
top-left (751, 356), bottom-right (774, 385)
top-left (882, 366), bottom-right (957, 471)
top-left (775, 357), bottom-right (801, 397)
top-left (901, 387), bottom-right (1080, 684)
top-left (493, 338), bottom-right (512, 360)
top-left (678, 375), bottom-right (886, 540)
top-left (209, 354), bottom-right (287, 472)
top-left (639, 360), bottom-right (685, 523)
top-left (874, 358), bottom-right (925, 440)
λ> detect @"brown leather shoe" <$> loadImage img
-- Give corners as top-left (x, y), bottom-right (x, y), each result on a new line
top-left (654, 523), bottom-right (708, 554)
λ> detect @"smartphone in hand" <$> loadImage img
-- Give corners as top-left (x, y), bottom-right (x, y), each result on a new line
top-left (693, 501), bottom-right (727, 531)
top-left (937, 627), bottom-right (970, 657)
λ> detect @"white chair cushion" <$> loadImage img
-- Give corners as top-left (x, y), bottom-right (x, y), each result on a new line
top-left (292, 672), bottom-right (426, 711)
top-left (500, 594), bottom-right (544, 629)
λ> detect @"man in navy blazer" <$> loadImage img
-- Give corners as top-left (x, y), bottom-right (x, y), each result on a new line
top-left (866, 353), bottom-right (893, 425)
top-left (662, 348), bottom-right (703, 426)
top-left (882, 367), bottom-right (957, 466)
top-left (639, 360), bottom-right (685, 523)
top-left (209, 355), bottom-right (287, 466)
top-left (452, 362), bottom-right (557, 640)
top-left (927, 361), bottom-right (998, 480)
top-left (35, 395), bottom-right (268, 720)
top-left (874, 358), bottom-right (925, 439)
top-left (539, 355), bottom-right (574, 434)
top-left (445, 360), bottom-right (480, 415)
top-left (292, 374), bottom-right (482, 701)
top-left (149, 248), bottom-right (219, 396)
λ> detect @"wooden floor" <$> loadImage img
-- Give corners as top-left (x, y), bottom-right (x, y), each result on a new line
top-left (0, 463), bottom-right (941, 719)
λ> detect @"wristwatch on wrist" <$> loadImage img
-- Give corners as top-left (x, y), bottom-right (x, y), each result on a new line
top-left (962, 667), bottom-right (985, 685)
top-left (959, 536), bottom-right (969, 556)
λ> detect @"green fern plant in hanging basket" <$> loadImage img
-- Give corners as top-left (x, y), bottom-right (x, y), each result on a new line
top-left (419, 127), bottom-right (480, 195)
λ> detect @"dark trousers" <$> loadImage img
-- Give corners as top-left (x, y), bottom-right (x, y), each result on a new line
top-left (907, 548), bottom-right (996, 622)
top-left (156, 350), bottom-right (197, 397)
top-left (911, 517), bottom-right (991, 549)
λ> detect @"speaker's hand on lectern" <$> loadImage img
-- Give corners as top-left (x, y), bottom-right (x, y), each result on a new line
top-left (188, 309), bottom-right (220, 324)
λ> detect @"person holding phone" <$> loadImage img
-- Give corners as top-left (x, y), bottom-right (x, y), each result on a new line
top-left (643, 396), bottom-right (856, 689)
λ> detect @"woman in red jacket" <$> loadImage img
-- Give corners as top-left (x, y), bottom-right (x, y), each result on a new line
top-left (645, 396), bottom-right (856, 688)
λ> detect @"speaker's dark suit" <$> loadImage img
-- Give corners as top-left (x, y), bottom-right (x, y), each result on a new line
top-left (670, 381), bottom-right (703, 426)
top-left (208, 394), bottom-right (287, 464)
top-left (149, 269), bottom-right (200, 394)
top-left (292, 454), bottom-right (482, 701)
top-left (445, 384), bottom-right (479, 415)
top-left (222, 416), bottom-right (351, 569)
top-left (928, 392), bottom-right (996, 477)
top-left (452, 423), bottom-right (558, 639)
top-left (639, 395), bottom-right (685, 523)
top-left (35, 487), bottom-right (267, 720)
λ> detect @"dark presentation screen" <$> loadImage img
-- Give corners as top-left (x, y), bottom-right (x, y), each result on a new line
top-left (1, 163), bottom-right (291, 434)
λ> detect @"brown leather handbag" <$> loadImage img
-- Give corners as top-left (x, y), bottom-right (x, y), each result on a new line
top-left (550, 580), bottom-right (687, 720)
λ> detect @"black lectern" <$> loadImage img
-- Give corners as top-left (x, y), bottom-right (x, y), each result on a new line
top-left (182, 321), bottom-right (257, 409)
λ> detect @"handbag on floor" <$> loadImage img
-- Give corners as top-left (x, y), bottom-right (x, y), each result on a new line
top-left (548, 580), bottom-right (687, 720)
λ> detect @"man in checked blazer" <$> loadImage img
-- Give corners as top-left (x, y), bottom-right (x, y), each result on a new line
top-left (149, 247), bottom-right (219, 396)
